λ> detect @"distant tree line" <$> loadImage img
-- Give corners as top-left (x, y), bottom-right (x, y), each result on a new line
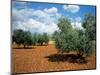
top-left (12, 29), bottom-right (49, 48)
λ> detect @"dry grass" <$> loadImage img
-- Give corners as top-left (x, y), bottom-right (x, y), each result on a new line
top-left (12, 44), bottom-right (96, 74)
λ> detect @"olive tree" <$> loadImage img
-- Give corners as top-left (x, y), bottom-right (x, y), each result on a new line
top-left (83, 13), bottom-right (96, 40)
top-left (31, 33), bottom-right (38, 45)
top-left (53, 17), bottom-right (79, 53)
top-left (22, 31), bottom-right (32, 48)
top-left (12, 29), bottom-right (25, 47)
top-left (42, 33), bottom-right (49, 45)
top-left (53, 14), bottom-right (96, 57)
top-left (37, 33), bottom-right (49, 45)
top-left (12, 29), bottom-right (33, 48)
top-left (82, 13), bottom-right (96, 55)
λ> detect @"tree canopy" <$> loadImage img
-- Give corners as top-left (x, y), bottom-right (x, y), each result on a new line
top-left (53, 14), bottom-right (96, 56)
top-left (12, 29), bottom-right (49, 47)
top-left (12, 29), bottom-right (32, 48)
top-left (83, 13), bottom-right (96, 40)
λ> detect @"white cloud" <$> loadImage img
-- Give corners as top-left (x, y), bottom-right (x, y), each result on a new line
top-left (14, 18), bottom-right (59, 34)
top-left (14, 19), bottom-right (43, 30)
top-left (12, 7), bottom-right (60, 34)
top-left (44, 7), bottom-right (58, 14)
top-left (12, 8), bottom-right (35, 22)
top-left (40, 22), bottom-right (59, 34)
top-left (63, 5), bottom-right (80, 13)
top-left (44, 7), bottom-right (61, 18)
top-left (71, 17), bottom-right (83, 29)
top-left (71, 22), bottom-right (83, 29)
top-left (75, 17), bottom-right (81, 22)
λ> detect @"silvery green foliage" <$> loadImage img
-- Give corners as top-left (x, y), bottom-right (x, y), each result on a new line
top-left (53, 15), bottom-right (96, 56)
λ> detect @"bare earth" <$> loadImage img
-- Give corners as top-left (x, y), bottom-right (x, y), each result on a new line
top-left (12, 44), bottom-right (96, 74)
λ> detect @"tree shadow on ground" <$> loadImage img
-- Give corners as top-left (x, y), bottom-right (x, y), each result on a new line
top-left (45, 54), bottom-right (87, 64)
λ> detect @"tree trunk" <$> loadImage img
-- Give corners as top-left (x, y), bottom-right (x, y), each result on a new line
top-left (24, 45), bottom-right (26, 48)
top-left (41, 43), bottom-right (43, 46)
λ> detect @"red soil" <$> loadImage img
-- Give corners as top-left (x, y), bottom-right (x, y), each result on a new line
top-left (12, 44), bottom-right (96, 74)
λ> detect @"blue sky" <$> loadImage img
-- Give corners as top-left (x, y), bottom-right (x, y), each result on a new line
top-left (12, 1), bottom-right (96, 34)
